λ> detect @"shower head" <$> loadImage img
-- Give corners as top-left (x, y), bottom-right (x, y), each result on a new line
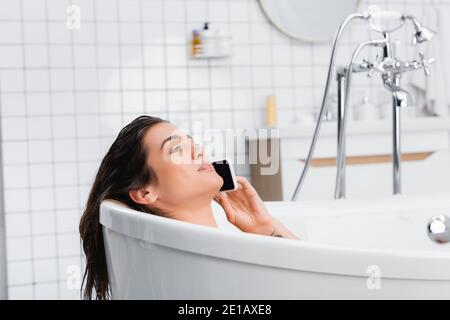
top-left (413, 24), bottom-right (436, 44)
top-left (404, 16), bottom-right (436, 44)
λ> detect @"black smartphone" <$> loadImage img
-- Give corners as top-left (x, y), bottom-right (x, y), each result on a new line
top-left (212, 159), bottom-right (238, 192)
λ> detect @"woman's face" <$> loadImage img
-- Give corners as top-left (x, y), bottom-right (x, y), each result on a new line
top-left (143, 121), bottom-right (223, 206)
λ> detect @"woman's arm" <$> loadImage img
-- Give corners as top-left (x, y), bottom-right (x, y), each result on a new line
top-left (269, 218), bottom-right (300, 240)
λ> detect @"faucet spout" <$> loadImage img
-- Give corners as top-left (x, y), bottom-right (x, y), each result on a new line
top-left (392, 88), bottom-right (410, 108)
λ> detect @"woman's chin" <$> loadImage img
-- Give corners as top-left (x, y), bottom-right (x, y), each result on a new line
top-left (207, 170), bottom-right (224, 192)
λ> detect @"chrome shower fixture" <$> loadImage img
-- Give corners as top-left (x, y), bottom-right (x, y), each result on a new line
top-left (403, 15), bottom-right (437, 44)
top-left (291, 9), bottom-right (437, 201)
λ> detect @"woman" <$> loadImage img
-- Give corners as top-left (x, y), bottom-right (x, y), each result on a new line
top-left (79, 115), bottom-right (298, 300)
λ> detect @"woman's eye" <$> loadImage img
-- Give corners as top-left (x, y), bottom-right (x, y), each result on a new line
top-left (171, 145), bottom-right (182, 154)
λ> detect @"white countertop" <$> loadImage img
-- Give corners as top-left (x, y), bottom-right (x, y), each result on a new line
top-left (248, 116), bottom-right (450, 140)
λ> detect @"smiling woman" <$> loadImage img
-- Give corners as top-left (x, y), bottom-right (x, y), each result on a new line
top-left (79, 115), bottom-right (298, 300)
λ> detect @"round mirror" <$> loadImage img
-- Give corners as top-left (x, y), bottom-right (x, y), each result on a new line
top-left (259, 0), bottom-right (360, 43)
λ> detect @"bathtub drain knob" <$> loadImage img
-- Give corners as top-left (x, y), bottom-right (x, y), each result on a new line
top-left (427, 215), bottom-right (450, 244)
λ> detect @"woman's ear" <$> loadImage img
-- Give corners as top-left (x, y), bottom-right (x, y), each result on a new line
top-left (129, 186), bottom-right (158, 205)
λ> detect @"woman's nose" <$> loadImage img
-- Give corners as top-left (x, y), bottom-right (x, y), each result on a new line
top-left (192, 143), bottom-right (204, 160)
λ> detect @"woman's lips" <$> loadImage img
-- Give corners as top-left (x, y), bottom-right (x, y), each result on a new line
top-left (198, 163), bottom-right (214, 172)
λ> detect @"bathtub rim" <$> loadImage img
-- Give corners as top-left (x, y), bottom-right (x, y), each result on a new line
top-left (100, 199), bottom-right (450, 281)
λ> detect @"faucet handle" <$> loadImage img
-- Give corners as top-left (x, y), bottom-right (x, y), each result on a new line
top-left (366, 53), bottom-right (384, 77)
top-left (363, 58), bottom-right (374, 77)
top-left (418, 51), bottom-right (435, 76)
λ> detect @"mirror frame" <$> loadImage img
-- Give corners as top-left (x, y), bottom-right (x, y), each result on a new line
top-left (258, 0), bottom-right (361, 43)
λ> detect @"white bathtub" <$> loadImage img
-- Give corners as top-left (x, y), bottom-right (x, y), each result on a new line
top-left (100, 191), bottom-right (450, 299)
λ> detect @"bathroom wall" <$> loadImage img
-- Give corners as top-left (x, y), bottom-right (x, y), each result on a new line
top-left (0, 0), bottom-right (449, 299)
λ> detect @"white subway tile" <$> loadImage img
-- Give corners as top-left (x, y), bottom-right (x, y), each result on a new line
top-left (167, 90), bottom-right (188, 111)
top-left (95, 0), bottom-right (118, 20)
top-left (30, 188), bottom-right (54, 211)
top-left (142, 22), bottom-right (165, 44)
top-left (51, 92), bottom-right (75, 115)
top-left (123, 91), bottom-right (144, 112)
top-left (28, 140), bottom-right (52, 164)
top-left (56, 209), bottom-right (80, 233)
top-left (2, 117), bottom-right (27, 140)
top-left (77, 137), bottom-right (101, 161)
top-left (48, 21), bottom-right (71, 44)
top-left (34, 282), bottom-right (58, 300)
top-left (7, 261), bottom-right (33, 286)
top-left (186, 0), bottom-right (207, 22)
top-left (27, 117), bottom-right (52, 140)
top-left (0, 46), bottom-right (23, 68)
top-left (142, 0), bottom-right (163, 22)
top-left (145, 68), bottom-right (166, 89)
top-left (118, 0), bottom-right (140, 21)
top-left (211, 89), bottom-right (231, 110)
top-left (76, 115), bottom-right (100, 138)
top-left (74, 69), bottom-right (98, 91)
top-left (50, 69), bottom-right (74, 91)
top-left (55, 186), bottom-right (79, 210)
top-left (97, 45), bottom-right (120, 67)
top-left (99, 114), bottom-right (122, 136)
top-left (167, 68), bottom-right (188, 89)
top-left (207, 0), bottom-right (228, 22)
top-left (73, 22), bottom-right (96, 44)
top-left (1, 93), bottom-right (26, 116)
top-left (0, 1), bottom-right (21, 20)
top-left (5, 213), bottom-right (31, 237)
top-left (188, 67), bottom-right (209, 89)
top-left (4, 188), bottom-right (30, 213)
top-left (32, 234), bottom-right (57, 259)
top-left (23, 22), bottom-right (47, 44)
top-left (26, 93), bottom-right (51, 116)
top-left (3, 165), bottom-right (29, 189)
top-left (53, 139), bottom-right (77, 162)
top-left (7, 237), bottom-right (32, 261)
top-left (25, 70), bottom-right (50, 92)
top-left (29, 164), bottom-right (54, 187)
top-left (54, 163), bottom-right (78, 186)
top-left (78, 161), bottom-right (97, 185)
top-left (0, 70), bottom-right (25, 92)
top-left (163, 1), bottom-right (185, 22)
top-left (57, 233), bottom-right (80, 257)
top-left (229, 1), bottom-right (249, 22)
top-left (0, 22), bottom-right (22, 44)
top-left (52, 116), bottom-right (77, 139)
top-left (119, 22), bottom-right (142, 44)
top-left (75, 92), bottom-right (100, 114)
top-left (32, 212), bottom-right (56, 235)
top-left (3, 141), bottom-right (28, 165)
top-left (73, 45), bottom-right (97, 68)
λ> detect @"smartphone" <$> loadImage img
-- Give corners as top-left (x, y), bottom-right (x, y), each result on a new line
top-left (212, 159), bottom-right (238, 192)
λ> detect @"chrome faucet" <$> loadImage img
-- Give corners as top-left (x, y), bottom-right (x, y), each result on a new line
top-left (292, 10), bottom-right (437, 201)
top-left (335, 29), bottom-right (435, 198)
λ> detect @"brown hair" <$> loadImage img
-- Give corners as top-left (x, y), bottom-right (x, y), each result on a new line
top-left (79, 115), bottom-right (166, 300)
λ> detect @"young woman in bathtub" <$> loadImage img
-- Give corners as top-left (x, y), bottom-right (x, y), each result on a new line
top-left (79, 115), bottom-right (298, 299)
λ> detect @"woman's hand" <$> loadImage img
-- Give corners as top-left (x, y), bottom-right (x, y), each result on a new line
top-left (213, 176), bottom-right (277, 236)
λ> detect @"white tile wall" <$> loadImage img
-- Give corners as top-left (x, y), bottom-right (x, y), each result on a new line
top-left (0, 0), bottom-right (449, 299)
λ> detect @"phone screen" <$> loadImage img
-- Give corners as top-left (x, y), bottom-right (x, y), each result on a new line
top-left (212, 160), bottom-right (236, 191)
